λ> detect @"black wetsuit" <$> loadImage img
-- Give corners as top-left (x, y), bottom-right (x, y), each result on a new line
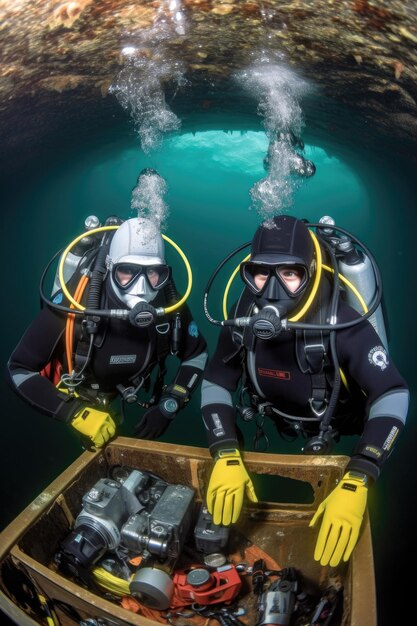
top-left (6, 279), bottom-right (207, 426)
top-left (201, 291), bottom-right (409, 482)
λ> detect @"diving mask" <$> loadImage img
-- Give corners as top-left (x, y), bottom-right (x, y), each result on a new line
top-left (241, 262), bottom-right (308, 297)
top-left (113, 263), bottom-right (171, 291)
top-left (110, 262), bottom-right (171, 308)
top-left (241, 261), bottom-right (312, 318)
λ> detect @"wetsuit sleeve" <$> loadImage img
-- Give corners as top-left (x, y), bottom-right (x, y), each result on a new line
top-left (336, 303), bottom-right (409, 482)
top-left (169, 304), bottom-right (208, 401)
top-left (5, 307), bottom-right (84, 423)
top-left (201, 321), bottom-right (244, 455)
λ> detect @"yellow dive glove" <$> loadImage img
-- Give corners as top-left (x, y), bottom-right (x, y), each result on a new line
top-left (309, 471), bottom-right (368, 567)
top-left (207, 448), bottom-right (258, 526)
top-left (71, 407), bottom-right (116, 449)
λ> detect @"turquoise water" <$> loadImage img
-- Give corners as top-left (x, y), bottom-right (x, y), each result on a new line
top-left (1, 123), bottom-right (416, 625)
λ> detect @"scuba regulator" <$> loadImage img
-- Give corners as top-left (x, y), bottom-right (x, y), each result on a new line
top-left (41, 215), bottom-right (193, 328)
top-left (40, 215), bottom-right (194, 396)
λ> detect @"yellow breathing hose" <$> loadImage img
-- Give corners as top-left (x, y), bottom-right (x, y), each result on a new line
top-left (58, 225), bottom-right (116, 308)
top-left (322, 264), bottom-right (369, 392)
top-left (222, 253), bottom-right (251, 319)
top-left (161, 233), bottom-right (193, 313)
top-left (91, 567), bottom-right (131, 597)
top-left (289, 230), bottom-right (322, 322)
top-left (57, 225), bottom-right (193, 314)
top-left (322, 264), bottom-right (368, 313)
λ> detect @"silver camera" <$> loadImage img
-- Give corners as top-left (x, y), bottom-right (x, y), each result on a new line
top-left (57, 469), bottom-right (195, 595)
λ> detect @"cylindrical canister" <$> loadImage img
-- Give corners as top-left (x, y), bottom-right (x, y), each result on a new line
top-left (338, 251), bottom-right (389, 351)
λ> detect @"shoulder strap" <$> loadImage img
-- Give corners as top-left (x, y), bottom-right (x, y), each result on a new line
top-left (295, 329), bottom-right (329, 374)
top-left (295, 274), bottom-right (333, 374)
top-left (155, 312), bottom-right (174, 359)
top-left (135, 309), bottom-right (181, 406)
top-left (295, 277), bottom-right (336, 415)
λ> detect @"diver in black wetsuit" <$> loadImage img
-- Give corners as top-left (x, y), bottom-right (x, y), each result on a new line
top-left (201, 214), bottom-right (408, 567)
top-left (6, 210), bottom-right (207, 450)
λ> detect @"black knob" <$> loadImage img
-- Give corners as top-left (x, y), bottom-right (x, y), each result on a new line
top-left (129, 303), bottom-right (157, 328)
top-left (250, 310), bottom-right (281, 340)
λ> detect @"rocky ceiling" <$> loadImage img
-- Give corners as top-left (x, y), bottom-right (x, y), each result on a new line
top-left (1, 0), bottom-right (416, 160)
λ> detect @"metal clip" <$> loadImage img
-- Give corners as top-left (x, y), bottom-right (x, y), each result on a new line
top-left (257, 402), bottom-right (273, 416)
top-left (309, 397), bottom-right (328, 417)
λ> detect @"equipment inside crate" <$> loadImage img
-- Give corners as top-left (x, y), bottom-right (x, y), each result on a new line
top-left (53, 464), bottom-right (343, 625)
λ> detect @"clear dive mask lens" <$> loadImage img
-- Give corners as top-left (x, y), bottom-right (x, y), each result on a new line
top-left (240, 262), bottom-right (308, 297)
top-left (113, 263), bottom-right (171, 291)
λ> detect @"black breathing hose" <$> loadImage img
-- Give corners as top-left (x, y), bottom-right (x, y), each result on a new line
top-left (203, 241), bottom-right (250, 326)
top-left (318, 240), bottom-right (342, 435)
top-left (39, 238), bottom-right (127, 319)
top-left (164, 277), bottom-right (180, 306)
top-left (86, 239), bottom-right (110, 311)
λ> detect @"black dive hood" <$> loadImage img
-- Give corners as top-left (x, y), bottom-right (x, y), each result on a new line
top-left (249, 215), bottom-right (315, 317)
top-left (251, 216), bottom-right (314, 265)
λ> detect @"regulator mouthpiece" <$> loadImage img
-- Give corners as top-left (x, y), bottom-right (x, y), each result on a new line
top-left (128, 302), bottom-right (158, 328)
top-left (250, 308), bottom-right (282, 340)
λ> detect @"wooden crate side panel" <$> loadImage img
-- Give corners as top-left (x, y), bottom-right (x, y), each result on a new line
top-left (10, 548), bottom-right (160, 626)
top-left (348, 511), bottom-right (377, 626)
top-left (0, 448), bottom-right (102, 564)
top-left (104, 438), bottom-right (350, 510)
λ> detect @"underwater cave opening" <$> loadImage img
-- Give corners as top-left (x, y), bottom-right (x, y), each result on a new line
top-left (0, 88), bottom-right (415, 626)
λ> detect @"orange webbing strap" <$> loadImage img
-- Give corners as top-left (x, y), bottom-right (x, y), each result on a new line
top-left (65, 274), bottom-right (89, 374)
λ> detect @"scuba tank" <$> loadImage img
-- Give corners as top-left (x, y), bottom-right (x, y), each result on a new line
top-left (51, 215), bottom-right (101, 296)
top-left (319, 216), bottom-right (389, 351)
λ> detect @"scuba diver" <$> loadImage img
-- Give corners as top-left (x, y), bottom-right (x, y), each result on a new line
top-left (201, 214), bottom-right (408, 567)
top-left (6, 173), bottom-right (208, 450)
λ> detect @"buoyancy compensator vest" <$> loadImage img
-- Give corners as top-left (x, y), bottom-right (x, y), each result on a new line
top-left (40, 215), bottom-right (192, 408)
top-left (203, 215), bottom-right (388, 454)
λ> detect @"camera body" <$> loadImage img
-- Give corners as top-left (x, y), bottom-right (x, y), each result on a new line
top-left (193, 505), bottom-right (230, 554)
top-left (121, 483), bottom-right (195, 560)
top-left (57, 469), bottom-right (195, 576)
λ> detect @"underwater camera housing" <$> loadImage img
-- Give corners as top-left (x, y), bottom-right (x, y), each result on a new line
top-left (56, 469), bottom-right (195, 607)
top-left (193, 504), bottom-right (230, 556)
top-left (257, 576), bottom-right (298, 626)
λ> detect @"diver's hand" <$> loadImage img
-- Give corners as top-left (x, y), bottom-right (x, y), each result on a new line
top-left (309, 471), bottom-right (368, 567)
top-left (134, 404), bottom-right (172, 440)
top-left (207, 448), bottom-right (258, 526)
top-left (135, 384), bottom-right (189, 440)
top-left (71, 407), bottom-right (116, 449)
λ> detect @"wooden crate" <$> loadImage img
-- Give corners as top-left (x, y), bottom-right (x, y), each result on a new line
top-left (0, 437), bottom-right (376, 626)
